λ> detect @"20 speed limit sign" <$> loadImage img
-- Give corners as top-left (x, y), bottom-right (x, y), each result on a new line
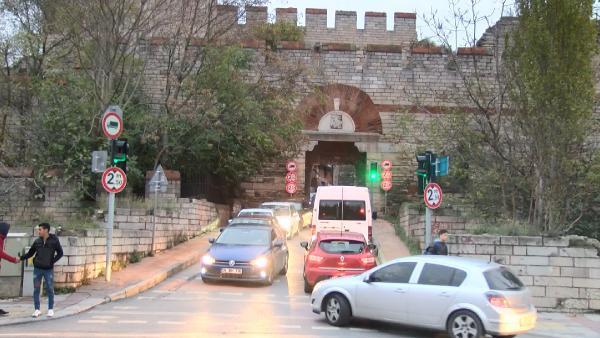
top-left (423, 183), bottom-right (443, 209)
top-left (101, 167), bottom-right (127, 193)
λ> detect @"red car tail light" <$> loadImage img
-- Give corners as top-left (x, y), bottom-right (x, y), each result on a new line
top-left (486, 292), bottom-right (510, 308)
top-left (308, 254), bottom-right (324, 263)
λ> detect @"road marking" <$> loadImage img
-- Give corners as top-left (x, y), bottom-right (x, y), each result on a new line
top-left (151, 290), bottom-right (173, 294)
top-left (219, 292), bottom-right (243, 296)
top-left (89, 310), bottom-right (315, 320)
top-left (0, 335), bottom-right (53, 337)
top-left (78, 320), bottom-right (107, 324)
top-left (162, 296), bottom-right (310, 305)
top-left (137, 296), bottom-right (155, 300)
top-left (278, 325), bottom-right (301, 329)
top-left (113, 306), bottom-right (138, 310)
top-left (158, 321), bottom-right (185, 325)
top-left (91, 315), bottom-right (117, 319)
top-left (118, 320), bottom-right (148, 324)
top-left (349, 328), bottom-right (374, 332)
top-left (312, 326), bottom-right (340, 331)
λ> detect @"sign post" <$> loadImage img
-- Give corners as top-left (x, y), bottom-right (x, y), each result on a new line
top-left (380, 160), bottom-right (393, 214)
top-left (423, 182), bottom-right (443, 248)
top-left (100, 105), bottom-right (125, 282)
top-left (148, 164), bottom-right (168, 254)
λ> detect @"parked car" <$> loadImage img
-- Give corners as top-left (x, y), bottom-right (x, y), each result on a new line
top-left (300, 231), bottom-right (377, 293)
top-left (236, 208), bottom-right (275, 219)
top-left (311, 255), bottom-right (537, 338)
top-left (228, 217), bottom-right (278, 228)
top-left (260, 202), bottom-right (300, 239)
top-left (200, 225), bottom-right (288, 285)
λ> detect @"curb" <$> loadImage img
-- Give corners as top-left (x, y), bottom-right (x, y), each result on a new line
top-left (0, 230), bottom-right (216, 327)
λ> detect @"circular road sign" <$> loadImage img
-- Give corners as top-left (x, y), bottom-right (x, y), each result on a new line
top-left (382, 170), bottom-right (393, 180)
top-left (102, 111), bottom-right (123, 140)
top-left (381, 160), bottom-right (393, 171)
top-left (101, 167), bottom-right (127, 193)
top-left (286, 160), bottom-right (297, 172)
top-left (424, 183), bottom-right (443, 209)
top-left (381, 180), bottom-right (392, 191)
top-left (285, 172), bottom-right (297, 183)
top-left (285, 183), bottom-right (297, 194)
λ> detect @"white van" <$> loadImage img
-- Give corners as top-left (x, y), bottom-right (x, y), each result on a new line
top-left (310, 186), bottom-right (377, 243)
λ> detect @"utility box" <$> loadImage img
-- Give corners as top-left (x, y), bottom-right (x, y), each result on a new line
top-left (0, 233), bottom-right (31, 297)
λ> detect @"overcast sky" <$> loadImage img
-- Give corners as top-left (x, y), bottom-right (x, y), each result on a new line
top-left (266, 0), bottom-right (516, 48)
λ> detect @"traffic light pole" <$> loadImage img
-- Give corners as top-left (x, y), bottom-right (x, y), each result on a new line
top-left (425, 207), bottom-right (432, 249)
top-left (105, 192), bottom-right (115, 282)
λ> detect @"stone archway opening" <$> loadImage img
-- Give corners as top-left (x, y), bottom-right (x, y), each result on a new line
top-left (305, 141), bottom-right (366, 196)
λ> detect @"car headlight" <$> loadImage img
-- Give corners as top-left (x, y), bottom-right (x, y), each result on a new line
top-left (202, 254), bottom-right (215, 265)
top-left (251, 256), bottom-right (269, 268)
top-left (277, 217), bottom-right (291, 229)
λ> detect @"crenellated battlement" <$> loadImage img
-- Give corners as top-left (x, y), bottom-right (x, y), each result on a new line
top-left (214, 5), bottom-right (418, 47)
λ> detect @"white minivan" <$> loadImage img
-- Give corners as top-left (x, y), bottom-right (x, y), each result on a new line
top-left (310, 186), bottom-right (377, 243)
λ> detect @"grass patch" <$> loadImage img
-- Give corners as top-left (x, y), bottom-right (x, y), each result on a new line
top-left (384, 215), bottom-right (422, 255)
top-left (470, 221), bottom-right (540, 236)
top-left (54, 286), bottom-right (76, 294)
top-left (128, 250), bottom-right (143, 264)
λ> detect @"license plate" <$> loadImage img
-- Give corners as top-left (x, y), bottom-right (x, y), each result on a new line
top-left (221, 268), bottom-right (242, 274)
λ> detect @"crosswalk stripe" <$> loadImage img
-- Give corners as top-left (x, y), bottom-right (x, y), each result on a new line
top-left (92, 315), bottom-right (117, 319)
top-left (137, 296), bottom-right (155, 300)
top-left (158, 321), bottom-right (185, 325)
top-left (278, 325), bottom-right (301, 329)
top-left (219, 292), bottom-right (243, 296)
top-left (151, 290), bottom-right (173, 294)
top-left (113, 306), bottom-right (138, 310)
top-left (78, 320), bottom-right (107, 324)
top-left (118, 320), bottom-right (148, 324)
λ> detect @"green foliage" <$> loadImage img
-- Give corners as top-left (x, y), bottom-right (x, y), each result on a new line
top-left (128, 249), bottom-right (143, 264)
top-left (252, 21), bottom-right (304, 51)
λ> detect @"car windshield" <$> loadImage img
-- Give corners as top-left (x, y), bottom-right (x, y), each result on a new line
top-left (230, 218), bottom-right (269, 225)
top-left (318, 200), bottom-right (366, 221)
top-left (239, 211), bottom-right (271, 217)
top-left (484, 267), bottom-right (524, 290)
top-left (319, 240), bottom-right (365, 254)
top-left (271, 207), bottom-right (289, 217)
top-left (216, 228), bottom-right (270, 246)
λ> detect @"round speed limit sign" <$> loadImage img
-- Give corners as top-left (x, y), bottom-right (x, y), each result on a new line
top-left (423, 183), bottom-right (443, 209)
top-left (101, 167), bottom-right (127, 193)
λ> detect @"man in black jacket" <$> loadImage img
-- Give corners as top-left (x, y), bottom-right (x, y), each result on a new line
top-left (20, 223), bottom-right (63, 318)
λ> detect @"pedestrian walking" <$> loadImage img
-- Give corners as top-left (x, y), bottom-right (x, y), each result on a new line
top-left (20, 223), bottom-right (63, 318)
top-left (0, 222), bottom-right (21, 316)
top-left (424, 229), bottom-right (449, 255)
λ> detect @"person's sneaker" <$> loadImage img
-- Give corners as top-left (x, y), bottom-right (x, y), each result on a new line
top-left (32, 310), bottom-right (41, 318)
top-left (47, 309), bottom-right (54, 317)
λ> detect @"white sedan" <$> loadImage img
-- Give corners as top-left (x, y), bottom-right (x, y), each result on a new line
top-left (311, 255), bottom-right (537, 338)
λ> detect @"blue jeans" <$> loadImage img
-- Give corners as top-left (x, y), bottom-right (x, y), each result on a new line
top-left (33, 267), bottom-right (54, 310)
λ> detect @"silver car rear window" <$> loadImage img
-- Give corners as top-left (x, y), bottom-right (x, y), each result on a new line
top-left (484, 267), bottom-right (524, 290)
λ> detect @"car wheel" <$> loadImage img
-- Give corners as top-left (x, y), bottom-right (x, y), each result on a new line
top-left (447, 310), bottom-right (485, 338)
top-left (280, 255), bottom-right (288, 275)
top-left (201, 277), bottom-right (214, 284)
top-left (324, 294), bottom-right (351, 327)
top-left (303, 278), bottom-right (312, 293)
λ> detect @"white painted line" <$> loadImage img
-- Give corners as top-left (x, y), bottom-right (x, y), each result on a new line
top-left (349, 328), bottom-right (374, 332)
top-left (158, 321), bottom-right (185, 325)
top-left (0, 335), bottom-right (53, 337)
top-left (92, 315), bottom-right (118, 319)
top-left (113, 306), bottom-right (138, 310)
top-left (219, 292), bottom-right (243, 296)
top-left (151, 290), bottom-right (173, 293)
top-left (312, 326), bottom-right (340, 331)
top-left (186, 291), bottom-right (209, 295)
top-left (118, 320), bottom-right (148, 324)
top-left (137, 296), bottom-right (155, 300)
top-left (278, 325), bottom-right (302, 329)
top-left (78, 320), bottom-right (108, 324)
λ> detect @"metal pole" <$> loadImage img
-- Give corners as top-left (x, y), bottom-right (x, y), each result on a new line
top-left (384, 191), bottom-right (387, 215)
top-left (105, 192), bottom-right (115, 282)
top-left (151, 185), bottom-right (158, 255)
top-left (425, 207), bottom-right (432, 248)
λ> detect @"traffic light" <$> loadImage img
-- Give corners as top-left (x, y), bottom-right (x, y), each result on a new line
top-left (111, 138), bottom-right (128, 173)
top-left (369, 162), bottom-right (380, 182)
top-left (416, 153), bottom-right (429, 194)
top-left (427, 151), bottom-right (437, 182)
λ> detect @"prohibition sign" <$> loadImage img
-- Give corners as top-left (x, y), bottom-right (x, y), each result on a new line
top-left (102, 167), bottom-right (127, 193)
top-left (102, 111), bottom-right (123, 140)
top-left (424, 183), bottom-right (443, 209)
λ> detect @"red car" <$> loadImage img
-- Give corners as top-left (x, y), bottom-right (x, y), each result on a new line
top-left (300, 231), bottom-right (377, 293)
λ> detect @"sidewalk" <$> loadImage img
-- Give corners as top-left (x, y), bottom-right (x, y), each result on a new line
top-left (371, 218), bottom-right (410, 262)
top-left (0, 229), bottom-right (219, 326)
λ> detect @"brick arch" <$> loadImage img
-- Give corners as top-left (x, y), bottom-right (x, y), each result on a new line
top-left (298, 84), bottom-right (383, 134)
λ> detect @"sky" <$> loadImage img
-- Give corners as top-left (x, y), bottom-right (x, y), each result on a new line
top-left (266, 0), bottom-right (517, 49)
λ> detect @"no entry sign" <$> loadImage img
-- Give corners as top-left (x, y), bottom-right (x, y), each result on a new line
top-left (101, 167), bottom-right (127, 193)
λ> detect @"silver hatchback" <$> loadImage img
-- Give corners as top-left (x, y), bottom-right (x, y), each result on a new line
top-left (311, 255), bottom-right (537, 338)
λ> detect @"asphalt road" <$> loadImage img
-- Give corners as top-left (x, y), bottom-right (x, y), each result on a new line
top-left (0, 228), bottom-right (596, 338)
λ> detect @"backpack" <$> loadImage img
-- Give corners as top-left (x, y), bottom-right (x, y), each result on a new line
top-left (423, 245), bottom-right (434, 255)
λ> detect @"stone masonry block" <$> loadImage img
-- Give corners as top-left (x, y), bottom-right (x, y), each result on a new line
top-left (513, 246), bottom-right (527, 255)
top-left (533, 297), bottom-right (557, 308)
top-left (580, 288), bottom-right (600, 299)
top-left (511, 256), bottom-right (549, 266)
top-left (476, 245), bottom-right (495, 255)
top-left (94, 238), bottom-right (107, 246)
top-left (574, 258), bottom-right (600, 268)
top-left (518, 236), bottom-right (543, 246)
top-left (559, 299), bottom-right (589, 310)
top-left (589, 268), bottom-right (600, 279)
top-left (543, 237), bottom-right (570, 247)
top-left (527, 266), bottom-right (561, 277)
top-left (68, 256), bottom-right (87, 265)
top-left (500, 236), bottom-right (519, 245)
top-left (518, 276), bottom-right (534, 286)
top-left (591, 300), bottom-right (600, 310)
top-left (491, 255), bottom-right (511, 265)
top-left (546, 286), bottom-right (579, 298)
top-left (526, 246), bottom-right (558, 257)
top-left (455, 244), bottom-right (476, 254)
top-left (549, 257), bottom-right (573, 267)
top-left (561, 267), bottom-right (587, 278)
top-left (495, 245), bottom-right (513, 255)
top-left (560, 247), bottom-right (593, 258)
top-left (573, 278), bottom-right (600, 288)
top-left (533, 276), bottom-right (572, 287)
top-left (528, 286), bottom-right (546, 297)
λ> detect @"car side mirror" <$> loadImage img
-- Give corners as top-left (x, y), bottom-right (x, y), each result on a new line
top-left (300, 241), bottom-right (309, 250)
top-left (273, 239), bottom-right (284, 248)
top-left (368, 244), bottom-right (378, 253)
top-left (208, 238), bottom-right (215, 244)
top-left (372, 211), bottom-right (378, 220)
top-left (363, 274), bottom-right (372, 283)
